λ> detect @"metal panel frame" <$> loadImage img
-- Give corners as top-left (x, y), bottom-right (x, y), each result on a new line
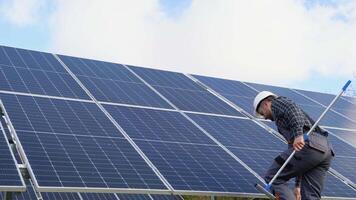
top-left (0, 111), bottom-right (26, 192)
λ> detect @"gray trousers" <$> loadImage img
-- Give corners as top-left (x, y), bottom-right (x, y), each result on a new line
top-left (264, 143), bottom-right (333, 200)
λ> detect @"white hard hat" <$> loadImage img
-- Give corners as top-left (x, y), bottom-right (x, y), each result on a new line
top-left (253, 91), bottom-right (277, 118)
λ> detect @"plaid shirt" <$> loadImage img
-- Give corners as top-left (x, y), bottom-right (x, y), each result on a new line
top-left (271, 96), bottom-right (313, 143)
top-left (271, 96), bottom-right (318, 187)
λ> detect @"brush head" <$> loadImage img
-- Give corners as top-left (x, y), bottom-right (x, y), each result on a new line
top-left (255, 183), bottom-right (275, 199)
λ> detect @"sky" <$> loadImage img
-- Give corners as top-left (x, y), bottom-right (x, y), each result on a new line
top-left (0, 0), bottom-right (355, 96)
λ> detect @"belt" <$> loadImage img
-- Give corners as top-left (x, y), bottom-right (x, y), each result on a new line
top-left (287, 131), bottom-right (327, 144)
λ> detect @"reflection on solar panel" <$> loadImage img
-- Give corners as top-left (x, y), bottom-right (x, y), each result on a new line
top-left (326, 128), bottom-right (356, 147)
top-left (0, 93), bottom-right (167, 192)
top-left (58, 55), bottom-right (173, 109)
top-left (0, 115), bottom-right (25, 191)
top-left (0, 46), bottom-right (90, 100)
top-left (129, 66), bottom-right (243, 116)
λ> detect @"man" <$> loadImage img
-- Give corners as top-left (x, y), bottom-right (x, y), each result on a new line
top-left (253, 91), bottom-right (334, 200)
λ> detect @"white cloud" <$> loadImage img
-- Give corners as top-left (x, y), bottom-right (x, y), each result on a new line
top-left (0, 0), bottom-right (45, 26)
top-left (49, 0), bottom-right (356, 87)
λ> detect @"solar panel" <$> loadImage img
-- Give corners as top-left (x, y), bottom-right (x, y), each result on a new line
top-left (128, 66), bottom-right (243, 116)
top-left (188, 114), bottom-right (284, 151)
top-left (188, 113), bottom-right (356, 198)
top-left (58, 55), bottom-right (172, 109)
top-left (0, 93), bottom-right (168, 192)
top-left (296, 89), bottom-right (356, 123)
top-left (1, 45), bottom-right (355, 198)
top-left (0, 46), bottom-right (90, 100)
top-left (193, 75), bottom-right (258, 97)
top-left (299, 104), bottom-right (356, 129)
top-left (135, 140), bottom-right (262, 194)
top-left (103, 104), bottom-right (215, 145)
top-left (326, 128), bottom-right (356, 147)
top-left (104, 104), bottom-right (262, 195)
top-left (129, 66), bottom-right (204, 91)
top-left (0, 114), bottom-right (25, 191)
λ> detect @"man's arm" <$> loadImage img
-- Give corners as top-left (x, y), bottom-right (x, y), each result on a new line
top-left (284, 102), bottom-right (306, 151)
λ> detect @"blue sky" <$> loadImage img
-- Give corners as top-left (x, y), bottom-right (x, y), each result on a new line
top-left (0, 0), bottom-right (355, 96)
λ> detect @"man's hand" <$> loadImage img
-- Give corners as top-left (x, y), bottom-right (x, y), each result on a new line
top-left (294, 187), bottom-right (301, 200)
top-left (293, 135), bottom-right (305, 151)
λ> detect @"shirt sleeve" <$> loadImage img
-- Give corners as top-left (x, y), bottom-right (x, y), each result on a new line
top-left (284, 102), bottom-right (305, 138)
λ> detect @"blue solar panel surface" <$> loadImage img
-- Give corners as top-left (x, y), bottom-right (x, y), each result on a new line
top-left (135, 140), bottom-right (261, 193)
top-left (326, 128), bottom-right (356, 147)
top-left (296, 89), bottom-right (356, 123)
top-left (189, 113), bottom-right (356, 197)
top-left (58, 55), bottom-right (172, 109)
top-left (0, 46), bottom-right (90, 100)
top-left (103, 104), bottom-right (215, 145)
top-left (129, 66), bottom-right (243, 116)
top-left (80, 193), bottom-right (118, 200)
top-left (104, 104), bottom-right (262, 193)
top-left (0, 93), bottom-right (167, 191)
top-left (190, 76), bottom-right (269, 115)
top-left (0, 117), bottom-right (24, 189)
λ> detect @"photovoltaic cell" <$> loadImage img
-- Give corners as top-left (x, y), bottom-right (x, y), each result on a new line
top-left (129, 66), bottom-right (204, 91)
top-left (58, 55), bottom-right (172, 109)
top-left (0, 93), bottom-right (167, 191)
top-left (0, 46), bottom-right (90, 100)
top-left (41, 192), bottom-right (81, 200)
top-left (129, 66), bottom-right (243, 116)
top-left (117, 194), bottom-right (151, 200)
top-left (80, 193), bottom-right (118, 200)
top-left (0, 116), bottom-right (24, 190)
top-left (150, 195), bottom-right (183, 200)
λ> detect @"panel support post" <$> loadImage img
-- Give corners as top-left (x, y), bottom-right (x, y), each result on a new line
top-left (4, 192), bottom-right (13, 200)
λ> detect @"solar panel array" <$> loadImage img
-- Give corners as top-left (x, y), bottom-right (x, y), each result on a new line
top-left (0, 45), bottom-right (355, 199)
